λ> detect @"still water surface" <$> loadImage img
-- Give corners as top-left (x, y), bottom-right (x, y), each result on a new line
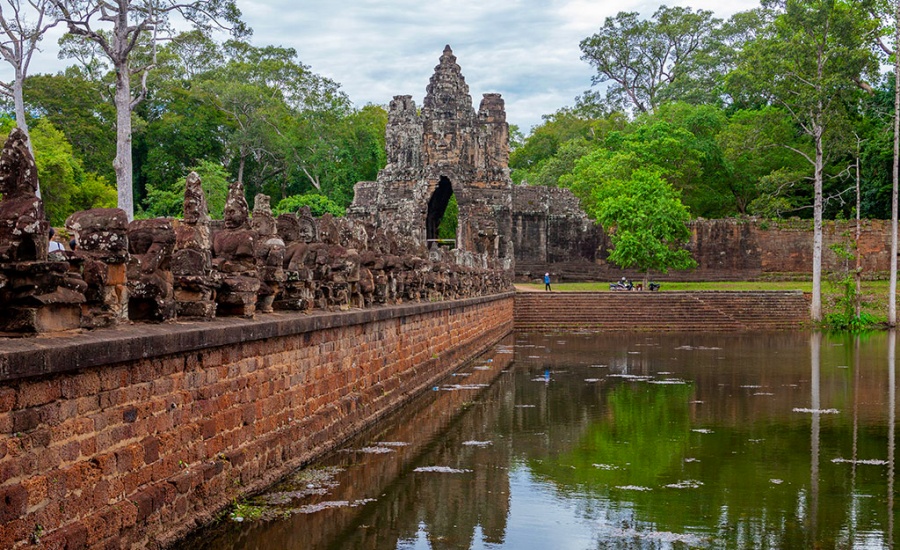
top-left (182, 331), bottom-right (899, 549)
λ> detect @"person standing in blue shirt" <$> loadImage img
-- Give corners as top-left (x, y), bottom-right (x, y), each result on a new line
top-left (543, 272), bottom-right (551, 291)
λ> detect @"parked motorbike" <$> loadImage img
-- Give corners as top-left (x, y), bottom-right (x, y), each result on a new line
top-left (609, 279), bottom-right (633, 291)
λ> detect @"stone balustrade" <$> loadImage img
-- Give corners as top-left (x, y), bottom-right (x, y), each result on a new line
top-left (0, 131), bottom-right (512, 335)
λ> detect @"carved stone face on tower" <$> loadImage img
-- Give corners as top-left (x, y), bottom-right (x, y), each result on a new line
top-left (296, 206), bottom-right (318, 244)
top-left (348, 45), bottom-right (514, 272)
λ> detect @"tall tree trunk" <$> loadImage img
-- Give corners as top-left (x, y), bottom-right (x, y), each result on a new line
top-left (855, 146), bottom-right (862, 319)
top-left (891, 0), bottom-right (900, 326)
top-left (114, 66), bottom-right (134, 220)
top-left (811, 125), bottom-right (824, 322)
top-left (237, 153), bottom-right (246, 185)
top-left (13, 68), bottom-right (39, 198)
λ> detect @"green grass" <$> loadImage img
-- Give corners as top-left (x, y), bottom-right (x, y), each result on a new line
top-left (518, 281), bottom-right (812, 292)
top-left (517, 280), bottom-right (894, 324)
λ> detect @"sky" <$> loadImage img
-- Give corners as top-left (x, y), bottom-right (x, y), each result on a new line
top-left (233, 0), bottom-right (763, 132)
top-left (9, 0), bottom-right (761, 133)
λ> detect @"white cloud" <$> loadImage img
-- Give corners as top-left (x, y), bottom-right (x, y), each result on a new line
top-left (235, 0), bottom-right (760, 131)
top-left (2, 0), bottom-right (761, 132)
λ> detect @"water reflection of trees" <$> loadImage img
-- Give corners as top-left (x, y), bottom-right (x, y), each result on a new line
top-left (511, 331), bottom-right (898, 549)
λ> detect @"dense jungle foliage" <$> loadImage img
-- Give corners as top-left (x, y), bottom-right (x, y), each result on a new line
top-left (1, 0), bottom-right (896, 233)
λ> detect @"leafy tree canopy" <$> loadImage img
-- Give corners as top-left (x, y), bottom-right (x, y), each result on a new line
top-left (0, 116), bottom-right (115, 225)
top-left (274, 193), bottom-right (345, 217)
top-left (565, 151), bottom-right (696, 281)
top-left (141, 160), bottom-right (229, 219)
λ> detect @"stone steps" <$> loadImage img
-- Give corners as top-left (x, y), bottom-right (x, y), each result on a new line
top-left (514, 291), bottom-right (811, 331)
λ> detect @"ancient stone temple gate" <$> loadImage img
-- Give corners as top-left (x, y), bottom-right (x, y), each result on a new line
top-left (349, 46), bottom-right (514, 271)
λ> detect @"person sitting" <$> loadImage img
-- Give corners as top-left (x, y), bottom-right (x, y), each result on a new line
top-left (48, 227), bottom-right (64, 253)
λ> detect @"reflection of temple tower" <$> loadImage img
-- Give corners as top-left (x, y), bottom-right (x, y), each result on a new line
top-left (349, 45), bottom-right (514, 271)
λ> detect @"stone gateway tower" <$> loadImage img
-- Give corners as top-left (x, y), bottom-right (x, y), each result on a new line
top-left (349, 45), bottom-right (514, 271)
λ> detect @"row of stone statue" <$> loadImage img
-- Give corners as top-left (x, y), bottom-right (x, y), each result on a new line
top-left (0, 128), bottom-right (511, 334)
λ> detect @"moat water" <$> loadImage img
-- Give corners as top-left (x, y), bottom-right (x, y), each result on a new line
top-left (180, 331), bottom-right (898, 549)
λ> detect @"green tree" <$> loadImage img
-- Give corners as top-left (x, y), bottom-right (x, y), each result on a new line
top-left (564, 121), bottom-right (704, 217)
top-left (567, 154), bottom-right (696, 286)
top-left (0, 0), bottom-right (61, 194)
top-left (510, 109), bottom-right (627, 187)
top-left (29, 117), bottom-right (78, 224)
top-left (142, 159), bottom-right (228, 219)
top-left (0, 116), bottom-right (115, 224)
top-left (69, 170), bottom-right (116, 213)
top-left (24, 69), bottom-right (116, 183)
top-left (515, 138), bottom-right (596, 189)
top-left (51, 0), bottom-right (249, 220)
top-left (728, 0), bottom-right (879, 321)
top-left (135, 85), bottom-right (227, 204)
top-left (579, 6), bottom-right (723, 113)
top-left (196, 40), bottom-right (354, 206)
top-left (437, 194), bottom-right (458, 241)
top-left (717, 107), bottom-right (811, 215)
top-left (273, 193), bottom-right (344, 217)
top-left (313, 103), bottom-right (387, 207)
top-left (643, 102), bottom-right (732, 216)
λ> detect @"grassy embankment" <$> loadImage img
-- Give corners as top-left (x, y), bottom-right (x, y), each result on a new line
top-left (515, 280), bottom-right (895, 323)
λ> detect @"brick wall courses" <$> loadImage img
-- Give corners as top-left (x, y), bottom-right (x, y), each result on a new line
top-left (0, 293), bottom-right (513, 549)
top-left (516, 216), bottom-right (898, 282)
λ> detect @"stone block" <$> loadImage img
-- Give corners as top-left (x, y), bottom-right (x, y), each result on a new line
top-left (176, 301), bottom-right (216, 319)
top-left (0, 483), bottom-right (27, 522)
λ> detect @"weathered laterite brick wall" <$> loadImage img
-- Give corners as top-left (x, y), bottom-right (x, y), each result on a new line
top-left (0, 293), bottom-right (514, 549)
top-left (515, 215), bottom-right (897, 282)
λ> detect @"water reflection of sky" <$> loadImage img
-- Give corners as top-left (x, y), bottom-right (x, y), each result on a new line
top-left (180, 331), bottom-right (898, 550)
top-left (502, 467), bottom-right (598, 550)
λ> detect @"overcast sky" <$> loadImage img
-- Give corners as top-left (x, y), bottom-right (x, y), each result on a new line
top-left (11, 0), bottom-right (762, 133)
top-left (234, 0), bottom-right (762, 132)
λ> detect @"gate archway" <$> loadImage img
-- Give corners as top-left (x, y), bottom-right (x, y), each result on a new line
top-left (426, 176), bottom-right (456, 246)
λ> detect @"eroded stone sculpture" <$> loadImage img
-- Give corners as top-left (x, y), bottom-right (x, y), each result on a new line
top-left (0, 130), bottom-right (87, 332)
top-left (127, 218), bottom-right (176, 321)
top-left (251, 194), bottom-right (285, 313)
top-left (0, 127), bottom-right (46, 262)
top-left (212, 180), bottom-right (260, 317)
top-left (66, 208), bottom-right (130, 328)
top-left (172, 171), bottom-right (219, 319)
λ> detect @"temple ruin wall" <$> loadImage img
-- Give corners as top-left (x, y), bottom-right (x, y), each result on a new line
top-left (512, 186), bottom-right (895, 282)
top-left (0, 294), bottom-right (513, 549)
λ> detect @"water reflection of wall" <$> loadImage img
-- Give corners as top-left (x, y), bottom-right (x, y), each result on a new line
top-left (188, 337), bottom-right (516, 550)
top-left (512, 331), bottom-right (897, 425)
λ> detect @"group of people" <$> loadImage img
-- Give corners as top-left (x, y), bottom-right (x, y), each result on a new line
top-left (47, 227), bottom-right (76, 253)
top-left (542, 274), bottom-right (656, 292)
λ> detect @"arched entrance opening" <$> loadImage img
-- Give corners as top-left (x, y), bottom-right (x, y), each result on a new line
top-left (426, 176), bottom-right (457, 247)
